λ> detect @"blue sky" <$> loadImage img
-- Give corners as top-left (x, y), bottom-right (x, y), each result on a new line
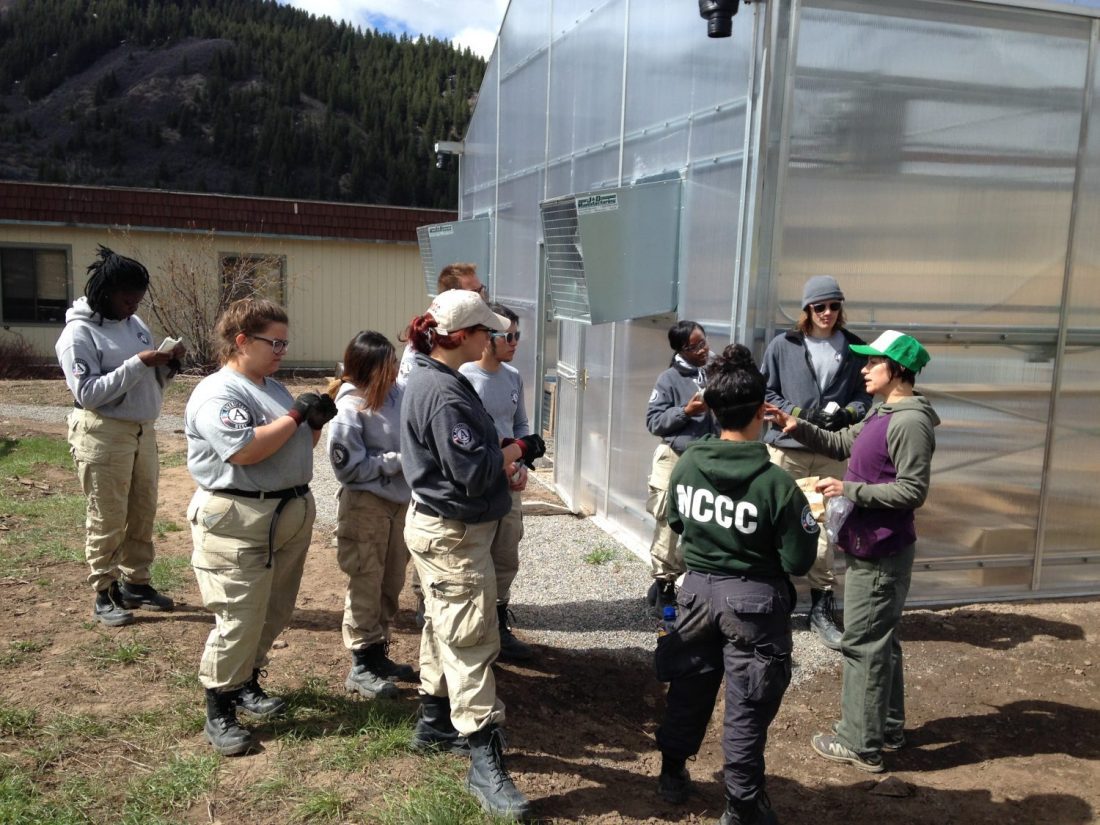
top-left (279, 1), bottom-right (508, 58)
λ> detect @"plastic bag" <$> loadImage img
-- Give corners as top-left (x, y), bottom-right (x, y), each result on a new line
top-left (825, 496), bottom-right (855, 544)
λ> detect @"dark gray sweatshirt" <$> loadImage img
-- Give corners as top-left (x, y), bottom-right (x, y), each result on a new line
top-left (399, 353), bottom-right (511, 523)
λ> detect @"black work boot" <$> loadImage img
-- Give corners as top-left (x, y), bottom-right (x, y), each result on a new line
top-left (204, 688), bottom-right (253, 756)
top-left (93, 582), bottom-right (134, 627)
top-left (656, 755), bottom-right (692, 804)
top-left (718, 791), bottom-right (779, 825)
top-left (497, 604), bottom-right (534, 662)
top-left (368, 641), bottom-right (416, 682)
top-left (809, 589), bottom-right (843, 651)
top-left (346, 647), bottom-right (399, 700)
top-left (466, 725), bottom-right (530, 820)
top-left (409, 694), bottom-right (468, 753)
top-left (117, 581), bottom-right (175, 611)
top-left (237, 669), bottom-right (287, 719)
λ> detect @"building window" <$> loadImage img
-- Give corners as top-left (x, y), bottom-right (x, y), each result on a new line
top-left (220, 254), bottom-right (286, 305)
top-left (0, 246), bottom-right (70, 324)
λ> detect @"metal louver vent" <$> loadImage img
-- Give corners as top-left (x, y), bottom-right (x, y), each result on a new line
top-left (415, 217), bottom-right (491, 297)
top-left (415, 225), bottom-right (437, 298)
top-left (539, 179), bottom-right (682, 324)
top-left (541, 197), bottom-right (591, 323)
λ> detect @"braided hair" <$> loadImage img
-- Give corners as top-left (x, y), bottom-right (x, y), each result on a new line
top-left (84, 245), bottom-right (150, 320)
top-left (702, 344), bottom-right (766, 431)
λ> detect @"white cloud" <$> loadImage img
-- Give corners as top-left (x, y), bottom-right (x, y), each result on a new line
top-left (281, 1), bottom-right (507, 58)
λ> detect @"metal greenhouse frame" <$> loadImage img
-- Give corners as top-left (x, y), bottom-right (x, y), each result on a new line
top-left (448, 0), bottom-right (1100, 603)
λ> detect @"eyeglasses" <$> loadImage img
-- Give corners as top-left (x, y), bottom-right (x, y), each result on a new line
top-left (681, 339), bottom-right (708, 354)
top-left (491, 331), bottom-right (522, 344)
top-left (472, 284), bottom-right (488, 297)
top-left (469, 325), bottom-right (494, 335)
top-left (810, 302), bottom-right (843, 314)
top-left (252, 335), bottom-right (289, 355)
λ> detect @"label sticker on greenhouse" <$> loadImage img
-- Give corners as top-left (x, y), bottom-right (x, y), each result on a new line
top-left (429, 224), bottom-right (455, 237)
top-left (576, 194), bottom-right (619, 214)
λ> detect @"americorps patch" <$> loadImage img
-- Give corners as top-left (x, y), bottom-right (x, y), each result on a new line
top-left (72, 358), bottom-right (89, 377)
top-left (331, 443), bottom-right (349, 468)
top-left (137, 330), bottom-right (150, 346)
top-left (801, 505), bottom-right (820, 534)
top-left (451, 423), bottom-right (473, 446)
top-left (219, 401), bottom-right (253, 429)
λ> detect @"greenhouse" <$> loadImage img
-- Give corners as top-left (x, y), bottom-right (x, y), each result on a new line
top-left (430, 0), bottom-right (1100, 602)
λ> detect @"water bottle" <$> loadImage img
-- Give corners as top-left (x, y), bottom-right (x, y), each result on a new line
top-left (657, 605), bottom-right (677, 638)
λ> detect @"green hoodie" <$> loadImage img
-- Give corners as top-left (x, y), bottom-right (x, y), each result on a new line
top-left (667, 436), bottom-right (818, 578)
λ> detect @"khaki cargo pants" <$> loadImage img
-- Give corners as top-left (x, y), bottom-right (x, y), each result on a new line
top-left (405, 506), bottom-right (504, 736)
top-left (67, 409), bottom-right (158, 592)
top-left (188, 489), bottom-right (315, 691)
top-left (766, 445), bottom-right (847, 591)
top-left (409, 489), bottom-right (523, 606)
top-left (647, 443), bottom-right (683, 580)
top-left (335, 488), bottom-right (410, 650)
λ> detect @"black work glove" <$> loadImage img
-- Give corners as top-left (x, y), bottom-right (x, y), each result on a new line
top-left (819, 406), bottom-right (855, 431)
top-left (794, 406), bottom-right (821, 426)
top-left (517, 434), bottom-right (547, 467)
top-left (307, 393), bottom-right (338, 430)
top-left (291, 392), bottom-right (322, 423)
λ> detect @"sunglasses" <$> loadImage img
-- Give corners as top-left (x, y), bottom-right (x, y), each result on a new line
top-left (491, 331), bottom-right (521, 344)
top-left (810, 302), bottom-right (842, 314)
top-left (252, 335), bottom-right (289, 355)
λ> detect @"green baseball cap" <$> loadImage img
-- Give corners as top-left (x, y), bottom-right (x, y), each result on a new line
top-left (850, 330), bottom-right (931, 373)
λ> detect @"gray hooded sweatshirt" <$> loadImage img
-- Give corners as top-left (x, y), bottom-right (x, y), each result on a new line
top-left (327, 382), bottom-right (410, 503)
top-left (54, 296), bottom-right (173, 422)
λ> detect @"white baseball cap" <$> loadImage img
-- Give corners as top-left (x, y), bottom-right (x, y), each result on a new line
top-left (428, 289), bottom-right (509, 335)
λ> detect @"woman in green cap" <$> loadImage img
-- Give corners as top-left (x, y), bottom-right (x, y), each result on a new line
top-left (767, 329), bottom-right (938, 774)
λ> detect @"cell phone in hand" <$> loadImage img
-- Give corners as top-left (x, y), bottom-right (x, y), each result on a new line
top-left (157, 336), bottom-right (182, 354)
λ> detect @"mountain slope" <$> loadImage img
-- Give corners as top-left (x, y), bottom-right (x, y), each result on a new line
top-left (0, 0), bottom-right (485, 207)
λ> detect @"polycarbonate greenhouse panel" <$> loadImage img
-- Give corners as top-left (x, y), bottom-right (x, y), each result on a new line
top-left (415, 218), bottom-right (491, 297)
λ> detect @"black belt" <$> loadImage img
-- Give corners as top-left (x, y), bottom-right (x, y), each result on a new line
top-left (210, 485), bottom-right (310, 500)
top-left (207, 485), bottom-right (310, 568)
top-left (412, 500), bottom-right (442, 518)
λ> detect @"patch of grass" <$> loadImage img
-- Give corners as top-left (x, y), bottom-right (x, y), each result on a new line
top-left (0, 703), bottom-right (38, 736)
top-left (270, 675), bottom-right (415, 742)
top-left (0, 436), bottom-right (72, 474)
top-left (150, 553), bottom-right (189, 591)
top-left (158, 449), bottom-right (188, 469)
top-left (582, 545), bottom-right (616, 565)
top-left (85, 636), bottom-right (151, 669)
top-left (120, 753), bottom-right (218, 825)
top-left (0, 638), bottom-right (51, 667)
top-left (0, 759), bottom-right (89, 825)
top-left (0, 437), bottom-right (86, 578)
top-left (45, 713), bottom-right (110, 740)
top-left (377, 762), bottom-right (511, 825)
top-left (154, 519), bottom-right (183, 537)
top-left (292, 788), bottom-right (347, 823)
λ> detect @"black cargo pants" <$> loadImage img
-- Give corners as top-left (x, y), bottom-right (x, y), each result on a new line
top-left (655, 570), bottom-right (794, 802)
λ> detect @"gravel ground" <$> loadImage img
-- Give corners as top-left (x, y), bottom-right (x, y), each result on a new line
top-left (1, 400), bottom-right (840, 684)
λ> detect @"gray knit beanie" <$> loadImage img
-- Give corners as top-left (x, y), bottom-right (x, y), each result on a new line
top-left (801, 275), bottom-right (845, 308)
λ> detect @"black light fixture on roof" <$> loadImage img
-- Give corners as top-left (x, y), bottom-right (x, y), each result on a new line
top-left (699, 0), bottom-right (740, 38)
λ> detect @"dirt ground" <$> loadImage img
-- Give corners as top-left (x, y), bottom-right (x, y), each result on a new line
top-left (1, 380), bottom-right (1098, 824)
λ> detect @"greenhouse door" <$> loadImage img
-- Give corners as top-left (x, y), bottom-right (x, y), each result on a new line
top-left (553, 320), bottom-right (586, 513)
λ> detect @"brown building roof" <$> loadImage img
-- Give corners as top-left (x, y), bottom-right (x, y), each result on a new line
top-left (0, 181), bottom-right (456, 243)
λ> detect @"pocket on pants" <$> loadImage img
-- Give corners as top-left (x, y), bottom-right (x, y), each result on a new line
top-left (336, 537), bottom-right (383, 577)
top-left (744, 648), bottom-right (791, 704)
top-left (429, 575), bottom-right (488, 648)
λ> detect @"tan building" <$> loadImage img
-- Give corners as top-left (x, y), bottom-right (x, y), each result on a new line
top-left (0, 181), bottom-right (455, 368)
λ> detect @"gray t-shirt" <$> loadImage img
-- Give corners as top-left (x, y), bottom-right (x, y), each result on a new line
top-left (185, 366), bottom-right (314, 491)
top-left (805, 331), bottom-right (846, 392)
top-left (458, 362), bottom-right (530, 441)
